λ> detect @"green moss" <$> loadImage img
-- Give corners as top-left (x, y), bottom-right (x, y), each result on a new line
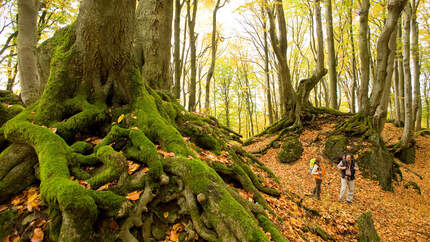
top-left (277, 137), bottom-right (303, 163)
top-left (358, 146), bottom-right (393, 191)
top-left (132, 87), bottom-right (191, 156)
top-left (127, 129), bottom-right (162, 179)
top-left (257, 214), bottom-right (288, 242)
top-left (404, 181), bottom-right (421, 195)
top-left (0, 209), bottom-right (18, 240)
top-left (54, 98), bottom-right (107, 143)
top-left (87, 146), bottom-right (126, 188)
top-left (70, 141), bottom-right (93, 154)
top-left (357, 211), bottom-right (380, 242)
top-left (88, 190), bottom-right (127, 216)
top-left (324, 135), bottom-right (348, 163)
top-left (396, 145), bottom-right (415, 164)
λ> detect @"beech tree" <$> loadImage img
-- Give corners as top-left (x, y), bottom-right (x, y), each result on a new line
top-left (17, 0), bottom-right (40, 105)
top-left (0, 0), bottom-right (285, 241)
top-left (135, 0), bottom-right (173, 90)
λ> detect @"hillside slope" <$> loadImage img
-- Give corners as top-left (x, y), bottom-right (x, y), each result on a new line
top-left (245, 119), bottom-right (430, 241)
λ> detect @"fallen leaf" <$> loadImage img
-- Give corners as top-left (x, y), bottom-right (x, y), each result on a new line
top-left (117, 114), bottom-right (125, 123)
top-left (50, 127), bottom-right (57, 133)
top-left (126, 190), bottom-right (143, 201)
top-left (127, 161), bottom-right (141, 175)
top-left (31, 228), bottom-right (44, 242)
top-left (0, 204), bottom-right (8, 212)
top-left (79, 180), bottom-right (91, 190)
top-left (96, 183), bottom-right (111, 191)
top-left (131, 126), bottom-right (139, 130)
top-left (141, 167), bottom-right (149, 173)
top-left (163, 212), bottom-right (169, 219)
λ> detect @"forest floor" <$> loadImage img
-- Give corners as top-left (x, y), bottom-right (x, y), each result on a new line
top-left (2, 116), bottom-right (430, 242)
top-left (244, 120), bottom-right (430, 241)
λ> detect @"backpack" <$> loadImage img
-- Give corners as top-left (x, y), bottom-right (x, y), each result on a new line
top-left (309, 158), bottom-right (316, 174)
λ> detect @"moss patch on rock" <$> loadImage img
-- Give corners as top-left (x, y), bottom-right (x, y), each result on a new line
top-left (324, 135), bottom-right (348, 163)
top-left (357, 211), bottom-right (380, 242)
top-left (395, 145), bottom-right (415, 164)
top-left (277, 137), bottom-right (303, 163)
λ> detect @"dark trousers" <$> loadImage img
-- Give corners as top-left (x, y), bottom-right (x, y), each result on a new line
top-left (312, 178), bottom-right (322, 200)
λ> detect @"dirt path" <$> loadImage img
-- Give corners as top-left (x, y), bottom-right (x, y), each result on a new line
top-left (245, 122), bottom-right (430, 241)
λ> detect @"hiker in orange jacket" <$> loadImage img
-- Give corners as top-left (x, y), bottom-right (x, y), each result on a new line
top-left (311, 157), bottom-right (325, 200)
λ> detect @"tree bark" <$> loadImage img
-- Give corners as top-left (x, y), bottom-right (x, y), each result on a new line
top-left (173, 0), bottom-right (184, 98)
top-left (358, 0), bottom-right (370, 115)
top-left (187, 0), bottom-right (198, 112)
top-left (262, 8), bottom-right (274, 124)
top-left (136, 0), bottom-right (173, 90)
top-left (397, 22), bottom-right (405, 123)
top-left (204, 0), bottom-right (226, 114)
top-left (17, 0), bottom-right (41, 105)
top-left (411, 0), bottom-right (421, 130)
top-left (400, 3), bottom-right (413, 148)
top-left (325, 0), bottom-right (337, 110)
top-left (349, 2), bottom-right (358, 113)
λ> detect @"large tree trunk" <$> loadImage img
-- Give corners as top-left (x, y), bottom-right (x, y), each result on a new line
top-left (358, 0), bottom-right (370, 115)
top-left (17, 0), bottom-right (41, 105)
top-left (187, 0), bottom-right (198, 112)
top-left (325, 0), bottom-right (337, 110)
top-left (136, 0), bottom-right (173, 90)
top-left (2, 0), bottom-right (285, 241)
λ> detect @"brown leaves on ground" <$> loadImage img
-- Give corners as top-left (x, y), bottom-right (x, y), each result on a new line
top-left (126, 190), bottom-right (143, 201)
top-left (30, 228), bottom-right (44, 242)
top-left (8, 187), bottom-right (41, 214)
top-left (244, 120), bottom-right (430, 241)
top-left (127, 160), bottom-right (141, 175)
top-left (199, 150), bottom-right (233, 166)
top-left (157, 145), bottom-right (175, 158)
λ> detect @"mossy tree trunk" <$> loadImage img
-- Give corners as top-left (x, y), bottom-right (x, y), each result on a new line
top-left (135, 0), bottom-right (173, 91)
top-left (1, 0), bottom-right (285, 241)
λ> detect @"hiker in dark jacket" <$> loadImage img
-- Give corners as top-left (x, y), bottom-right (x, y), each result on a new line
top-left (311, 157), bottom-right (325, 201)
top-left (337, 154), bottom-right (359, 203)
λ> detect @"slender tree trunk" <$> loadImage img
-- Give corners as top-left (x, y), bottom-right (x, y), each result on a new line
top-left (263, 8), bottom-right (274, 124)
top-left (411, 0), bottom-right (421, 130)
top-left (173, 0), bottom-right (184, 98)
top-left (187, 0), bottom-right (198, 111)
top-left (325, 0), bottom-right (337, 109)
top-left (358, 0), bottom-right (370, 115)
top-left (17, 0), bottom-right (40, 105)
top-left (6, 47), bottom-right (17, 91)
top-left (425, 81), bottom-right (429, 128)
top-left (394, 61), bottom-right (402, 125)
top-left (136, 0), bottom-right (173, 90)
top-left (349, 2), bottom-right (358, 113)
top-left (204, 0), bottom-right (225, 113)
top-left (397, 22), bottom-right (405, 123)
top-left (400, 3), bottom-right (413, 148)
